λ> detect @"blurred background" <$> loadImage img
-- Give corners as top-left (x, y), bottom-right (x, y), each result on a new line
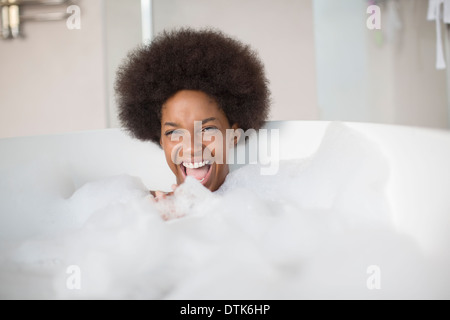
top-left (0, 0), bottom-right (449, 139)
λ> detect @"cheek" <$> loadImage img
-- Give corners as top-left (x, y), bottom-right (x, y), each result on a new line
top-left (204, 133), bottom-right (230, 163)
top-left (161, 142), bottom-right (177, 168)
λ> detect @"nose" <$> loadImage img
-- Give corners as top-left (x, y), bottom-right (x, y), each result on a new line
top-left (180, 129), bottom-right (204, 161)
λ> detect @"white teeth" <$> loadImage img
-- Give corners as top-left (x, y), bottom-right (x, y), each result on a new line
top-left (182, 160), bottom-right (210, 169)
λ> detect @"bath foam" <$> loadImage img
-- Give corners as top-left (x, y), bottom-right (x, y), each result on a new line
top-left (0, 123), bottom-right (449, 299)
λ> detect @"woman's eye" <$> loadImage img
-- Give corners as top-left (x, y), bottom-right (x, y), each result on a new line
top-left (202, 127), bottom-right (218, 132)
top-left (165, 129), bottom-right (182, 136)
top-left (165, 129), bottom-right (188, 138)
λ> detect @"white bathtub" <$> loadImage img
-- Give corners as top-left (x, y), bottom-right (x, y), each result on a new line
top-left (1, 121), bottom-right (449, 299)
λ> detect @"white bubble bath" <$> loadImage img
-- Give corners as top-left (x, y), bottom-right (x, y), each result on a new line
top-left (1, 121), bottom-right (449, 299)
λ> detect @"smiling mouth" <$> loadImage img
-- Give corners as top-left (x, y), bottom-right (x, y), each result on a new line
top-left (180, 160), bottom-right (212, 185)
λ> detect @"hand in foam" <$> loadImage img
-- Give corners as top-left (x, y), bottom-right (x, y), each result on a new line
top-left (149, 184), bottom-right (178, 202)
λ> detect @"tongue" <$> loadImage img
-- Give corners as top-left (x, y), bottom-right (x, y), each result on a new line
top-left (186, 165), bottom-right (210, 180)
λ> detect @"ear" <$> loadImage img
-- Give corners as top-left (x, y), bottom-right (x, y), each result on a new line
top-left (231, 123), bottom-right (241, 146)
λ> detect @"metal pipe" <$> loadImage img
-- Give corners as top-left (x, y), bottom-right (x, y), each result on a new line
top-left (1, 4), bottom-right (10, 39)
top-left (0, 0), bottom-right (72, 7)
top-left (20, 11), bottom-right (69, 21)
top-left (0, 0), bottom-right (76, 40)
top-left (9, 4), bottom-right (19, 38)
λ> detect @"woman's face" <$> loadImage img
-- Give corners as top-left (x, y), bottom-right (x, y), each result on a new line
top-left (160, 90), bottom-right (238, 192)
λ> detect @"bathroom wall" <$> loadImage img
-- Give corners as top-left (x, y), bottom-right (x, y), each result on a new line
top-left (366, 0), bottom-right (449, 128)
top-left (446, 25), bottom-right (450, 126)
top-left (105, 0), bottom-right (142, 128)
top-left (314, 0), bottom-right (449, 129)
top-left (0, 0), bottom-right (318, 138)
top-left (0, 0), bottom-right (107, 139)
top-left (1, 0), bottom-right (448, 139)
top-left (152, 0), bottom-right (319, 122)
top-left (0, 0), bottom-right (142, 139)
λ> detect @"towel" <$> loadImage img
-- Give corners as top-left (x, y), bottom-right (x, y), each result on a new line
top-left (428, 0), bottom-right (450, 69)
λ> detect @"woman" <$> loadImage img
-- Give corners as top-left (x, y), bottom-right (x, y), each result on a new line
top-left (115, 28), bottom-right (270, 199)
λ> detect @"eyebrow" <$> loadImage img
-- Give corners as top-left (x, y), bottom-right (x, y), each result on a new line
top-left (164, 122), bottom-right (179, 127)
top-left (163, 117), bottom-right (218, 127)
top-left (201, 117), bottom-right (217, 125)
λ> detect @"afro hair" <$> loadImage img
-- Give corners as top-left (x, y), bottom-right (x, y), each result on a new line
top-left (115, 28), bottom-right (271, 144)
